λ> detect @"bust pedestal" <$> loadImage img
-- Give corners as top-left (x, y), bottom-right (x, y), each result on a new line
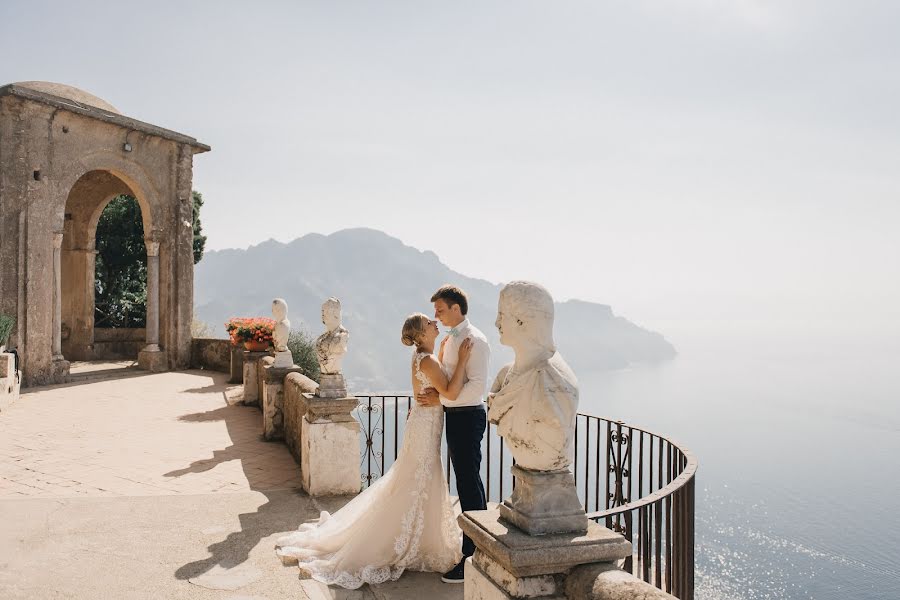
top-left (459, 510), bottom-right (631, 600)
top-left (499, 465), bottom-right (588, 536)
top-left (316, 373), bottom-right (347, 398)
top-left (300, 392), bottom-right (360, 496)
top-left (272, 350), bottom-right (293, 368)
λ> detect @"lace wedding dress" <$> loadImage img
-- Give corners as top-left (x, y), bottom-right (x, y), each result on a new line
top-left (275, 351), bottom-right (462, 589)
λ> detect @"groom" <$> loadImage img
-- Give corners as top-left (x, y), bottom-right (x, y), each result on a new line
top-left (417, 284), bottom-right (490, 583)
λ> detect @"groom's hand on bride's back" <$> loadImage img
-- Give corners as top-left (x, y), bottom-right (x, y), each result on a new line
top-left (417, 387), bottom-right (440, 407)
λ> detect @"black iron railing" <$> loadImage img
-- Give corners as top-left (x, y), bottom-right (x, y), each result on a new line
top-left (354, 395), bottom-right (697, 600)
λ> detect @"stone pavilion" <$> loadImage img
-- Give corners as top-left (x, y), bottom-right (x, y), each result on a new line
top-left (0, 81), bottom-right (210, 386)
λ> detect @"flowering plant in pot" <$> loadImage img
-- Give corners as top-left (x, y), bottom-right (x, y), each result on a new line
top-left (225, 317), bottom-right (275, 351)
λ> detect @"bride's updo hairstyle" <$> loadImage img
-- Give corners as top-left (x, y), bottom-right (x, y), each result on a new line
top-left (401, 313), bottom-right (430, 347)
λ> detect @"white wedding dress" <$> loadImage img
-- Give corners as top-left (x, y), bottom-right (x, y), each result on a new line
top-left (275, 351), bottom-right (462, 589)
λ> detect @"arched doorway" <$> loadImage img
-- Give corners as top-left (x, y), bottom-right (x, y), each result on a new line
top-left (61, 171), bottom-right (153, 362)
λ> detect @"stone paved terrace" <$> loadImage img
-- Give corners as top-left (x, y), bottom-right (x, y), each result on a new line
top-left (0, 368), bottom-right (462, 600)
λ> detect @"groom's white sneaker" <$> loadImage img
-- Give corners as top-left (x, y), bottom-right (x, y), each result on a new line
top-left (441, 560), bottom-right (466, 583)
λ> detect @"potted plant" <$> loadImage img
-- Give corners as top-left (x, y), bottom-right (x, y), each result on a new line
top-left (0, 313), bottom-right (14, 353)
top-left (225, 317), bottom-right (275, 352)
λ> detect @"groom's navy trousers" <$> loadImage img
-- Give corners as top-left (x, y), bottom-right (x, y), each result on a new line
top-left (445, 405), bottom-right (487, 557)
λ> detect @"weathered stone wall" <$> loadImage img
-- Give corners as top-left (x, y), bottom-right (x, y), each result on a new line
top-left (91, 327), bottom-right (145, 360)
top-left (190, 338), bottom-right (230, 373)
top-left (283, 372), bottom-right (318, 464)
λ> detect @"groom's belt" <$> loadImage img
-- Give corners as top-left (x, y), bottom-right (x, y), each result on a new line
top-left (443, 404), bottom-right (485, 413)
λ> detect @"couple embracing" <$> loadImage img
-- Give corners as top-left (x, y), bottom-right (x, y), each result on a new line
top-left (276, 285), bottom-right (490, 587)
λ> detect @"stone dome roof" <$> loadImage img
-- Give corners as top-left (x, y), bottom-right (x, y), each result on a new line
top-left (13, 81), bottom-right (120, 114)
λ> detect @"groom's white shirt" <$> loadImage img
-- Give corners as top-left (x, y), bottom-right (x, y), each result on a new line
top-left (439, 318), bottom-right (490, 408)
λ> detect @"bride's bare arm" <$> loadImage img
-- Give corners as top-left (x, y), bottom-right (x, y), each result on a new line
top-left (419, 338), bottom-right (474, 400)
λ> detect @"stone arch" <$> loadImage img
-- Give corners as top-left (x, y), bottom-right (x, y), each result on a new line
top-left (60, 169), bottom-right (152, 360)
top-left (53, 150), bottom-right (161, 237)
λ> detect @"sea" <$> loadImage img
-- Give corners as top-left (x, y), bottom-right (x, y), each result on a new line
top-left (577, 323), bottom-right (900, 600)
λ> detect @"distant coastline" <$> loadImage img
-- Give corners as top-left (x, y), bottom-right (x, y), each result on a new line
top-left (195, 228), bottom-right (676, 389)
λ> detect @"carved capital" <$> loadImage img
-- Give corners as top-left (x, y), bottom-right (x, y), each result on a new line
top-left (52, 232), bottom-right (64, 249)
top-left (145, 240), bottom-right (161, 257)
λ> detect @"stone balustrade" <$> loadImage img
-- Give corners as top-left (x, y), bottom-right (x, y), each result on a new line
top-left (566, 563), bottom-right (677, 600)
top-left (0, 351), bottom-right (21, 413)
top-left (261, 361), bottom-right (305, 441)
top-left (283, 372), bottom-right (318, 463)
top-left (234, 343), bottom-right (358, 497)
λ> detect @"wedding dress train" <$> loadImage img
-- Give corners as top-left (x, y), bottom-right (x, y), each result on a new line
top-left (275, 352), bottom-right (462, 588)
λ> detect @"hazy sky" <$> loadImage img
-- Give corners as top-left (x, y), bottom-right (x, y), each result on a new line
top-left (3, 1), bottom-right (898, 337)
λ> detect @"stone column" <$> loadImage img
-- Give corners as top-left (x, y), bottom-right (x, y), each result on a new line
top-left (51, 232), bottom-right (63, 360)
top-left (144, 240), bottom-right (160, 352)
top-left (48, 232), bottom-right (69, 384)
top-left (300, 393), bottom-right (360, 496)
top-left (137, 240), bottom-right (167, 373)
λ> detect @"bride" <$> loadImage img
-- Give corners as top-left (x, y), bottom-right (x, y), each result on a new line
top-left (275, 312), bottom-right (474, 588)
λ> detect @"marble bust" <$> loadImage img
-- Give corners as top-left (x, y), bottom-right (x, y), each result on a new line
top-left (315, 297), bottom-right (349, 375)
top-left (272, 298), bottom-right (293, 368)
top-left (272, 298), bottom-right (290, 353)
top-left (488, 281), bottom-right (579, 472)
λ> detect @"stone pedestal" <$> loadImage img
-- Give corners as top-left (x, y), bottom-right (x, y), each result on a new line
top-left (272, 350), bottom-right (293, 368)
top-left (241, 350), bottom-right (271, 407)
top-left (48, 357), bottom-right (70, 384)
top-left (0, 352), bottom-right (21, 412)
top-left (316, 373), bottom-right (347, 398)
top-left (228, 345), bottom-right (243, 383)
top-left (137, 349), bottom-right (167, 373)
top-left (499, 465), bottom-right (588, 536)
top-left (300, 393), bottom-right (360, 496)
top-left (261, 364), bottom-right (305, 441)
top-left (459, 509), bottom-right (631, 600)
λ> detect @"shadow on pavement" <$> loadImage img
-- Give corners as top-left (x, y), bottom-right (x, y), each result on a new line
top-left (167, 381), bottom-right (352, 586)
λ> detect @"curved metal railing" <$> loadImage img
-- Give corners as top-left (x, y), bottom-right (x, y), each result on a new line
top-left (354, 395), bottom-right (697, 600)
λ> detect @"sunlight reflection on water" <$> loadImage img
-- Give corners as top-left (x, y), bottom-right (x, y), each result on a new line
top-left (578, 331), bottom-right (900, 600)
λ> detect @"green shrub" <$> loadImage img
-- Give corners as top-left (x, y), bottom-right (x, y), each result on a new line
top-left (0, 313), bottom-right (14, 346)
top-left (288, 329), bottom-right (321, 382)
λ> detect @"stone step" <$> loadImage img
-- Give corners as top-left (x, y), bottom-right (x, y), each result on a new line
top-left (66, 366), bottom-right (144, 384)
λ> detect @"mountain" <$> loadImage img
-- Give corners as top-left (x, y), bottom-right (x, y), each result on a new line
top-left (194, 228), bottom-right (676, 391)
